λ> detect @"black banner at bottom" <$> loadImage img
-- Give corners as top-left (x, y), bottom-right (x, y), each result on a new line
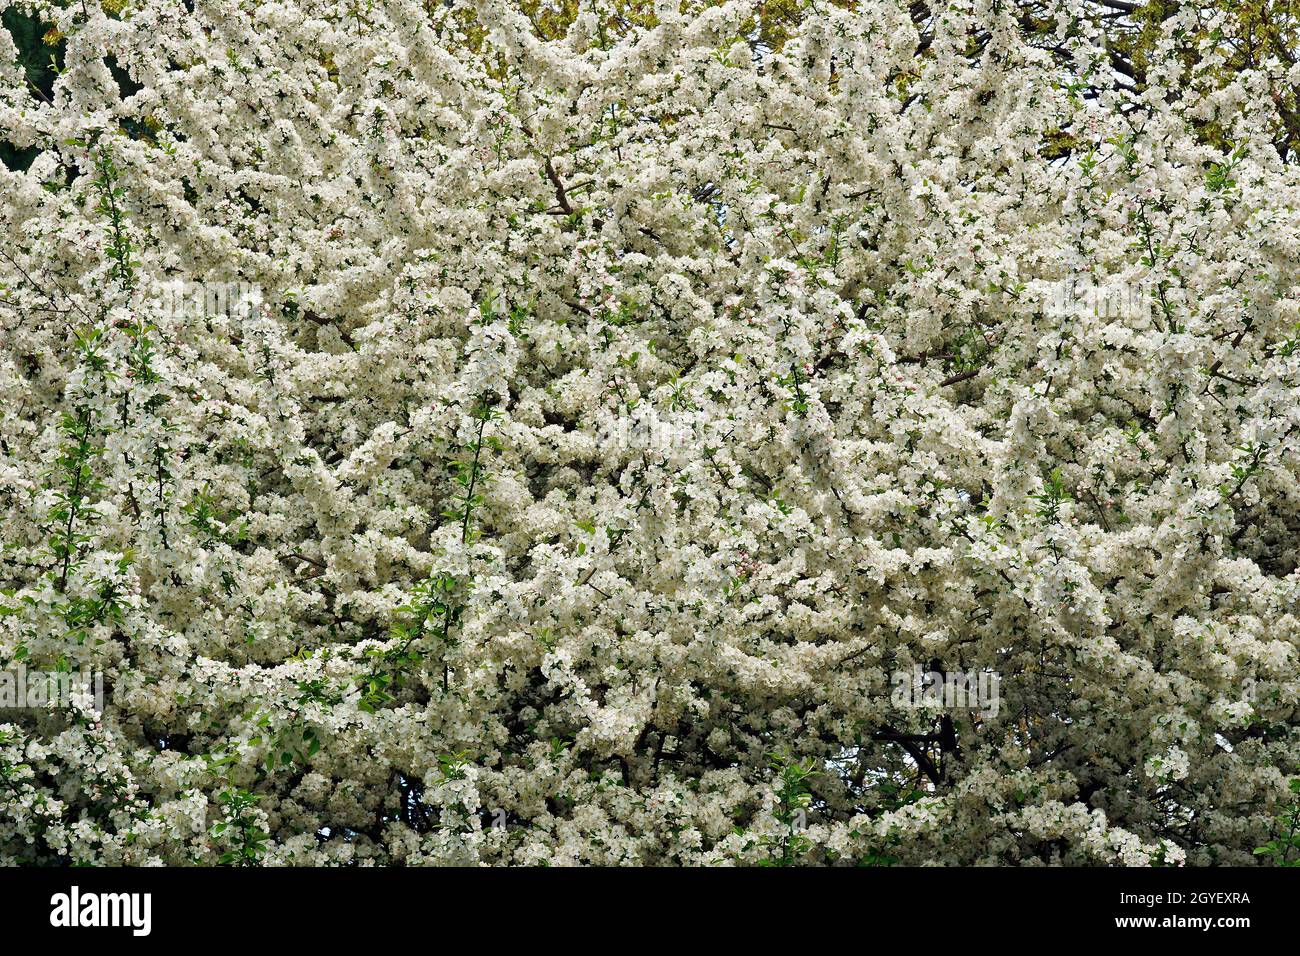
top-left (0, 866), bottom-right (1284, 943)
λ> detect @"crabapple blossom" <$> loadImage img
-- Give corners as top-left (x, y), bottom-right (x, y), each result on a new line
top-left (0, 0), bottom-right (1297, 866)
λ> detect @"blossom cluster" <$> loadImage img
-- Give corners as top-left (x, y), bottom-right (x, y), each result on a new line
top-left (0, 0), bottom-right (1297, 865)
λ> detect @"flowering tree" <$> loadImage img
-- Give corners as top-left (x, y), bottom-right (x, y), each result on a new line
top-left (0, 0), bottom-right (1298, 866)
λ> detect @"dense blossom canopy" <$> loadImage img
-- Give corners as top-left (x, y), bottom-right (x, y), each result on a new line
top-left (1, 0), bottom-right (1298, 865)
